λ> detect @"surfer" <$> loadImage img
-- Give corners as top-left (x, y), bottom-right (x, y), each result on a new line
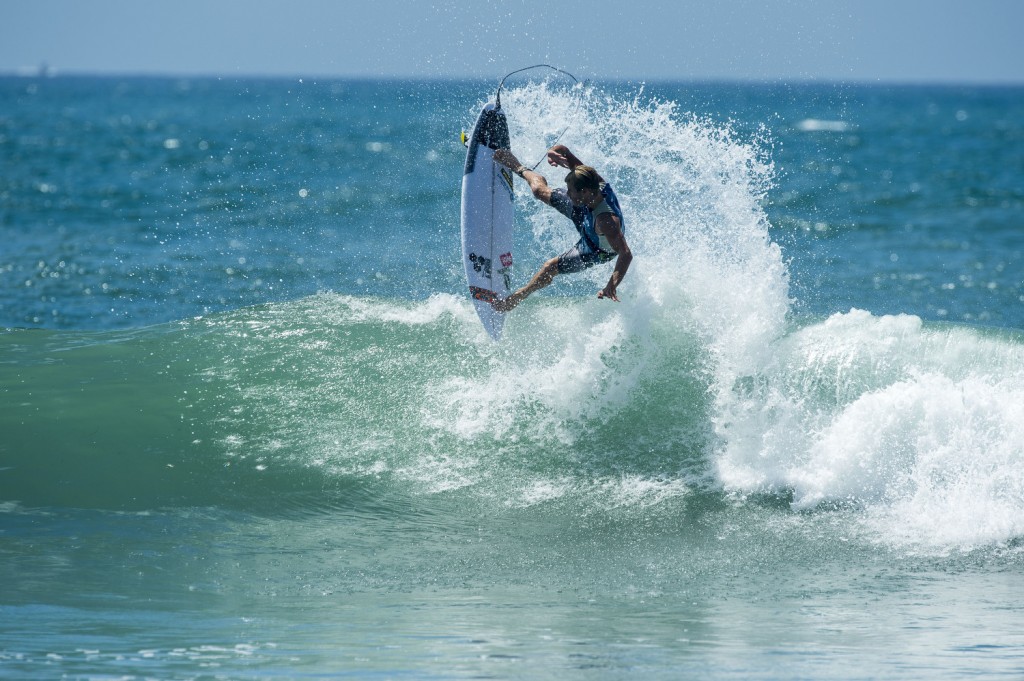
top-left (491, 145), bottom-right (632, 312)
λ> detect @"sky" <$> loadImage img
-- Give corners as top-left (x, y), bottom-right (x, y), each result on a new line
top-left (2, 0), bottom-right (1023, 84)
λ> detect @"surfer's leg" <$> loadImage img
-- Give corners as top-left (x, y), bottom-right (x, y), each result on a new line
top-left (494, 257), bottom-right (559, 312)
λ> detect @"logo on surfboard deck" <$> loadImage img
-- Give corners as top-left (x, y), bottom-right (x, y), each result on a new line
top-left (499, 167), bottom-right (515, 197)
top-left (497, 252), bottom-right (513, 291)
top-left (469, 252), bottom-right (492, 277)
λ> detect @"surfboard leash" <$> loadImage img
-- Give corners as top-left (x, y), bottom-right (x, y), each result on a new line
top-left (495, 64), bottom-right (579, 109)
top-left (494, 64), bottom-right (585, 170)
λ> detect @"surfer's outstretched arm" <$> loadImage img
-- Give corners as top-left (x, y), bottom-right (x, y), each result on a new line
top-left (493, 148), bottom-right (554, 206)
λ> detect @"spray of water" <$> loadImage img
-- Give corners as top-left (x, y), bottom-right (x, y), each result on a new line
top-left (197, 83), bottom-right (1024, 550)
top-left (465, 83), bottom-right (1024, 549)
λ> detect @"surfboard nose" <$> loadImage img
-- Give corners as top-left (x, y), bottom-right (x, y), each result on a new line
top-left (463, 103), bottom-right (510, 175)
top-left (472, 104), bottom-right (510, 151)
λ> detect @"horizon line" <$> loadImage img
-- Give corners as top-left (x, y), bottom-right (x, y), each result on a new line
top-left (3, 67), bottom-right (1024, 88)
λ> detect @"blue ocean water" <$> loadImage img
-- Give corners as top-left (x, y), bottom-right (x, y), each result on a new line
top-left (2, 74), bottom-right (1024, 679)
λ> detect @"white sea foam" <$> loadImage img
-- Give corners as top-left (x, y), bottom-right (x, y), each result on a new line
top-left (447, 82), bottom-right (788, 441)
top-left (413, 82), bottom-right (788, 510)
top-left (321, 292), bottom-right (476, 328)
top-left (795, 118), bottom-right (852, 133)
top-left (244, 83), bottom-right (1024, 551)
top-left (487, 83), bottom-right (1024, 550)
top-left (716, 309), bottom-right (1024, 549)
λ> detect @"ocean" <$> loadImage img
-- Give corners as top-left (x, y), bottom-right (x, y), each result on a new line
top-left (1, 74), bottom-right (1023, 679)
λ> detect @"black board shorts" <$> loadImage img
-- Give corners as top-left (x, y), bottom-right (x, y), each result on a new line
top-left (556, 245), bottom-right (615, 274)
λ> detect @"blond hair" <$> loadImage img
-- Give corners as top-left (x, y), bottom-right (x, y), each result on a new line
top-left (564, 165), bottom-right (601, 191)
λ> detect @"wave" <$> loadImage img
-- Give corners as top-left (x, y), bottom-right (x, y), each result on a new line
top-left (2, 83), bottom-right (1023, 553)
top-left (716, 309), bottom-right (1024, 549)
top-left (0, 294), bottom-right (712, 514)
top-left (3, 292), bottom-right (1023, 551)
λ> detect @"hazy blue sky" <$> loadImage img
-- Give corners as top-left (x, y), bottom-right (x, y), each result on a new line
top-left (3, 0), bottom-right (1022, 83)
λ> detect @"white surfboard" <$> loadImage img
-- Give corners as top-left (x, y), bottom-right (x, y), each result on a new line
top-left (461, 102), bottom-right (515, 341)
